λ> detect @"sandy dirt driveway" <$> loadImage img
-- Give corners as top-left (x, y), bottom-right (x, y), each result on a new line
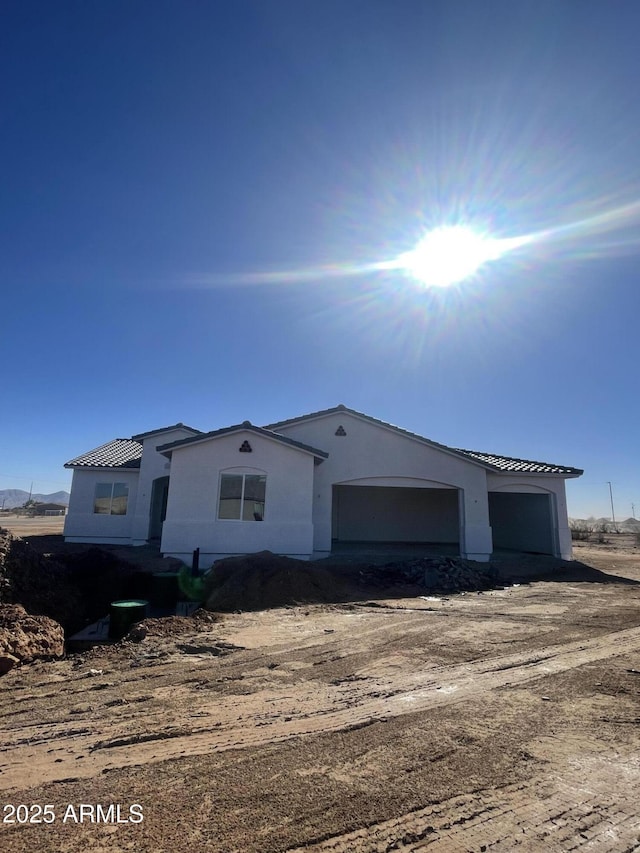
top-left (1, 539), bottom-right (639, 852)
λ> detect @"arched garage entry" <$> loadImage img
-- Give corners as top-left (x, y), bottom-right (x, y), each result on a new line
top-left (332, 479), bottom-right (460, 551)
top-left (488, 489), bottom-right (555, 555)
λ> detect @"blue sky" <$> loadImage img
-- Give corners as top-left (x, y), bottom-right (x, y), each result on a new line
top-left (1, 0), bottom-right (638, 520)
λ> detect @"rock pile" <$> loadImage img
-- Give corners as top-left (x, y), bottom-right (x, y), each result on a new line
top-left (360, 556), bottom-right (500, 593)
top-left (0, 603), bottom-right (64, 673)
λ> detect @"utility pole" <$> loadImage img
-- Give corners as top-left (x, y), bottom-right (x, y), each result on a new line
top-left (607, 481), bottom-right (616, 530)
top-left (632, 502), bottom-right (636, 520)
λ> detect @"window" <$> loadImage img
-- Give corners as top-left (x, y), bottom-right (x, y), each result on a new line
top-left (94, 482), bottom-right (129, 515)
top-left (218, 473), bottom-right (266, 521)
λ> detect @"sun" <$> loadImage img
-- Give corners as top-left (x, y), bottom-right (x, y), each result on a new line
top-left (397, 225), bottom-right (504, 288)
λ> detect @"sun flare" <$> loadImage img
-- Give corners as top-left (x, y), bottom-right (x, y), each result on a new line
top-left (398, 225), bottom-right (504, 287)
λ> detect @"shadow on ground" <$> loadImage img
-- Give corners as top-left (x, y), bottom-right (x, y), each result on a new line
top-left (523, 561), bottom-right (640, 586)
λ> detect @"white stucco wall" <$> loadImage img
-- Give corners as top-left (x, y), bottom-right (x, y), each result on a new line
top-left (63, 468), bottom-right (140, 544)
top-left (487, 475), bottom-right (573, 559)
top-left (129, 427), bottom-right (200, 545)
top-left (160, 430), bottom-right (317, 567)
top-left (275, 412), bottom-right (494, 561)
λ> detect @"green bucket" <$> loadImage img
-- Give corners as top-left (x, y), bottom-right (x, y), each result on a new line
top-left (109, 599), bottom-right (149, 640)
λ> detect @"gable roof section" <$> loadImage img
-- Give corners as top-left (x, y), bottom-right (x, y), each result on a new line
top-left (264, 404), bottom-right (455, 454)
top-left (65, 439), bottom-right (143, 469)
top-left (264, 404), bottom-right (582, 477)
top-left (265, 404), bottom-right (365, 431)
top-left (157, 421), bottom-right (329, 461)
top-left (132, 422), bottom-right (202, 441)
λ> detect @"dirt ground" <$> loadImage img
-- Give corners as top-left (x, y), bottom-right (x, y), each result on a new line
top-left (1, 529), bottom-right (639, 852)
top-left (0, 517), bottom-right (66, 538)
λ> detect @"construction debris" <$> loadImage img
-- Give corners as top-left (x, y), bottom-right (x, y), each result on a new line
top-left (359, 556), bottom-right (501, 593)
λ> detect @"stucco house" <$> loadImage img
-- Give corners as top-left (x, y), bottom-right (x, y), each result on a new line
top-left (63, 404), bottom-right (582, 567)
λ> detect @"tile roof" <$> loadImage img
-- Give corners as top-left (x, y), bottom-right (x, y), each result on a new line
top-left (64, 439), bottom-right (143, 469)
top-left (132, 422), bottom-right (202, 441)
top-left (453, 449), bottom-right (583, 476)
top-left (157, 422), bottom-right (329, 460)
top-left (264, 404), bottom-right (455, 454)
top-left (264, 403), bottom-right (355, 430)
top-left (64, 407), bottom-right (582, 478)
top-left (264, 404), bottom-right (582, 477)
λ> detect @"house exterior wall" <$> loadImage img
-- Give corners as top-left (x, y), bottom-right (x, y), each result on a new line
top-left (63, 468), bottom-right (140, 544)
top-left (160, 431), bottom-right (316, 568)
top-left (486, 474), bottom-right (572, 559)
top-left (276, 412), bottom-right (494, 561)
top-left (129, 427), bottom-right (199, 545)
top-left (62, 412), bottom-right (576, 563)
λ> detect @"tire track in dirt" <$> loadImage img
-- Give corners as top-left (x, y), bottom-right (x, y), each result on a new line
top-left (2, 625), bottom-right (640, 792)
top-left (284, 755), bottom-right (640, 852)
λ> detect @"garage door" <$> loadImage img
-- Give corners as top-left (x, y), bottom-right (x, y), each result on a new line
top-left (489, 492), bottom-right (554, 554)
top-left (332, 485), bottom-right (459, 544)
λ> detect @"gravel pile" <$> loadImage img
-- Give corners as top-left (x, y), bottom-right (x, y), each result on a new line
top-left (360, 555), bottom-right (500, 593)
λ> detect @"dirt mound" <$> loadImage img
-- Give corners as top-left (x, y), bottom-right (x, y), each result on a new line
top-left (0, 528), bottom-right (160, 634)
top-left (204, 551), bottom-right (353, 611)
top-left (126, 609), bottom-right (221, 641)
top-left (202, 551), bottom-right (507, 612)
top-left (0, 604), bottom-right (64, 672)
top-left (0, 528), bottom-right (83, 627)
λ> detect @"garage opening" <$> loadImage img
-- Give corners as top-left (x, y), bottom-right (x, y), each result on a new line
top-left (332, 484), bottom-right (460, 550)
top-left (489, 492), bottom-right (555, 555)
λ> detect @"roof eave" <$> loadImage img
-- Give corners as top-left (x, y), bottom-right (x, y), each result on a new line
top-left (64, 463), bottom-right (141, 470)
top-left (487, 467), bottom-right (583, 478)
top-left (132, 423), bottom-right (202, 441)
top-left (158, 424), bottom-right (329, 461)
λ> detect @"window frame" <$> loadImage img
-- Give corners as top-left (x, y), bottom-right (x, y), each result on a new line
top-left (93, 481), bottom-right (129, 516)
top-left (217, 471), bottom-right (266, 522)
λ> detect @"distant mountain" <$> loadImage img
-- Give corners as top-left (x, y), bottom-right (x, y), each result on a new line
top-left (570, 516), bottom-right (640, 531)
top-left (0, 489), bottom-right (70, 509)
